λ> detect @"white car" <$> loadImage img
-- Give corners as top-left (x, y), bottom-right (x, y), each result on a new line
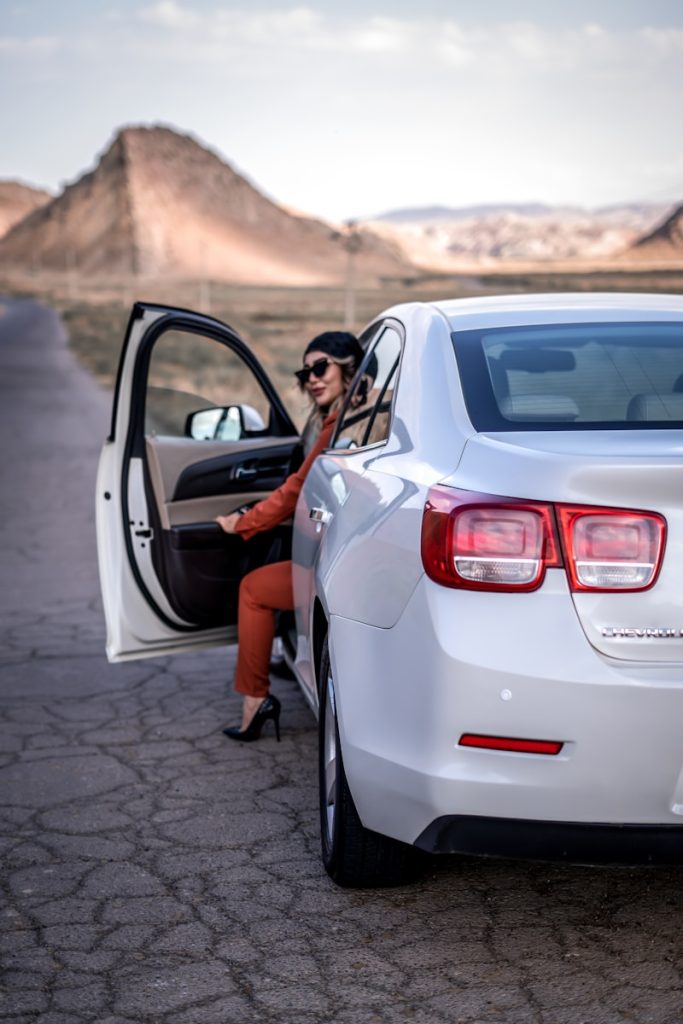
top-left (97, 294), bottom-right (683, 887)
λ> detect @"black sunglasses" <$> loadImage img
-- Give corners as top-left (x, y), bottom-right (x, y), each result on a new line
top-left (294, 357), bottom-right (336, 386)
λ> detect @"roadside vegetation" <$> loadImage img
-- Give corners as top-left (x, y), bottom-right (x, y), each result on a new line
top-left (2, 267), bottom-right (681, 424)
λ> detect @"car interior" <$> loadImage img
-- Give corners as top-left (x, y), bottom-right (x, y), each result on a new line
top-left (129, 326), bottom-right (301, 630)
top-left (483, 334), bottom-right (683, 426)
top-left (144, 431), bottom-right (299, 627)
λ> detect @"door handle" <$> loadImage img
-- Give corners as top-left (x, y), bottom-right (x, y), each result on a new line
top-left (235, 466), bottom-right (258, 480)
top-left (309, 507), bottom-right (332, 525)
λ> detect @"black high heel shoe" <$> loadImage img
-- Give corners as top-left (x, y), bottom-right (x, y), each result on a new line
top-left (223, 695), bottom-right (281, 742)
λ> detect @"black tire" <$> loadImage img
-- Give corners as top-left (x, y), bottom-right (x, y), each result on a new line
top-left (318, 635), bottom-right (423, 888)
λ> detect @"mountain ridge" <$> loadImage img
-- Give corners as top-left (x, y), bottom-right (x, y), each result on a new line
top-left (0, 125), bottom-right (411, 284)
top-left (626, 204), bottom-right (683, 262)
top-left (0, 181), bottom-right (53, 240)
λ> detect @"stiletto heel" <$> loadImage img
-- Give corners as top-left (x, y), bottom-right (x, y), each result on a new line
top-left (223, 695), bottom-right (281, 742)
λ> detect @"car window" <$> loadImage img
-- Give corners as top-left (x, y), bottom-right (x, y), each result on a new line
top-left (145, 329), bottom-right (271, 437)
top-left (452, 321), bottom-right (683, 431)
top-left (334, 326), bottom-right (402, 449)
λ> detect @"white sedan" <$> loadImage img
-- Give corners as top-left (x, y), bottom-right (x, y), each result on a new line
top-left (97, 293), bottom-right (683, 887)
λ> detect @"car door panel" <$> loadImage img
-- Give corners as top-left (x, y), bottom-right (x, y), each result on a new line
top-left (171, 442), bottom-right (296, 502)
top-left (152, 518), bottom-right (291, 628)
top-left (145, 436), bottom-right (298, 527)
top-left (97, 303), bottom-right (299, 661)
top-left (143, 433), bottom-right (298, 626)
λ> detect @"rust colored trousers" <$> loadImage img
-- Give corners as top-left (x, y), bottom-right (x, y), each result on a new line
top-left (233, 560), bottom-right (294, 698)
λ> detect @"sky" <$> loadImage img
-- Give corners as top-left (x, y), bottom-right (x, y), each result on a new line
top-left (1, 1), bottom-right (682, 221)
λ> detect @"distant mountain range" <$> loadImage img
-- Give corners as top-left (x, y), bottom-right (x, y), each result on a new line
top-left (369, 202), bottom-right (669, 224)
top-left (361, 202), bottom-right (678, 265)
top-left (0, 125), bottom-right (680, 278)
top-left (0, 126), bottom-right (409, 284)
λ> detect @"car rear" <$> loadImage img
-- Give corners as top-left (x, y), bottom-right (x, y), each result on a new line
top-left (336, 296), bottom-right (683, 863)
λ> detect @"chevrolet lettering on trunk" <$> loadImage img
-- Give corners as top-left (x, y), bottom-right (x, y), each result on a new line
top-left (602, 627), bottom-right (683, 639)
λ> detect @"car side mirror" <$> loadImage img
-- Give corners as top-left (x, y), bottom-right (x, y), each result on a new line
top-left (185, 404), bottom-right (266, 441)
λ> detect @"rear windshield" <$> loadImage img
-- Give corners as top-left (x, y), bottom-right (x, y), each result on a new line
top-left (452, 321), bottom-right (683, 431)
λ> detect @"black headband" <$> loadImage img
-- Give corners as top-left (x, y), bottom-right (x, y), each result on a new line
top-left (303, 331), bottom-right (363, 368)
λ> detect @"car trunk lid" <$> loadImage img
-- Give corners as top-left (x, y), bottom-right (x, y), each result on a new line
top-left (441, 430), bottom-right (683, 663)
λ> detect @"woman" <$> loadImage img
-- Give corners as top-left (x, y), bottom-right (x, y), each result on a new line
top-left (216, 331), bottom-right (364, 741)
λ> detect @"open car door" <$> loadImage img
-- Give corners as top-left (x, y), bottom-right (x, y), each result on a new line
top-left (96, 303), bottom-right (300, 662)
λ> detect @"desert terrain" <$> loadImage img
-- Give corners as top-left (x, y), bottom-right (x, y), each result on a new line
top-left (2, 264), bottom-right (682, 432)
top-left (0, 123), bottom-right (681, 418)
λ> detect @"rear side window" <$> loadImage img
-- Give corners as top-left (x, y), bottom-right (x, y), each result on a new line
top-left (334, 326), bottom-right (402, 449)
top-left (453, 322), bottom-right (683, 430)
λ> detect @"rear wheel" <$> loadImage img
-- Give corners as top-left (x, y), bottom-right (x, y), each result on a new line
top-left (318, 635), bottom-right (422, 887)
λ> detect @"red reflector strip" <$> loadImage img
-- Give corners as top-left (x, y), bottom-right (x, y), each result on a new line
top-left (459, 734), bottom-right (563, 755)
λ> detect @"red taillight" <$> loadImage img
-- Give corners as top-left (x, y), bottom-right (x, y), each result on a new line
top-left (459, 734), bottom-right (563, 755)
top-left (421, 488), bottom-right (666, 594)
top-left (421, 487), bottom-right (561, 591)
top-left (556, 506), bottom-right (666, 592)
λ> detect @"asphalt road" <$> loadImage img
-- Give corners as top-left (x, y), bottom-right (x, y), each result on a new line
top-left (1, 297), bottom-right (682, 1024)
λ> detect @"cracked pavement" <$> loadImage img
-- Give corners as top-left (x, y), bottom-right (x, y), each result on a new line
top-left (0, 297), bottom-right (682, 1024)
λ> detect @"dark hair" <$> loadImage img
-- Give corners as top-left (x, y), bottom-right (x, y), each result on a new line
top-left (303, 331), bottom-right (363, 366)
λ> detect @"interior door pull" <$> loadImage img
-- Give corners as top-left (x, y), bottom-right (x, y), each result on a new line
top-left (235, 466), bottom-right (258, 479)
top-left (309, 507), bottom-right (332, 524)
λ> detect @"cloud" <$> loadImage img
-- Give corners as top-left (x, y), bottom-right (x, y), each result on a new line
top-left (437, 23), bottom-right (476, 68)
top-left (137, 3), bottom-right (327, 45)
top-left (640, 25), bottom-right (683, 57)
top-left (349, 17), bottom-right (412, 54)
top-left (6, 6), bottom-right (683, 77)
top-left (0, 35), bottom-right (60, 54)
top-left (138, 1), bottom-right (200, 30)
top-left (120, 6), bottom-right (683, 84)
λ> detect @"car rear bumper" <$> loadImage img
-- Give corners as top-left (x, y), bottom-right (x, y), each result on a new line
top-left (329, 573), bottom-right (683, 853)
top-left (414, 815), bottom-right (683, 864)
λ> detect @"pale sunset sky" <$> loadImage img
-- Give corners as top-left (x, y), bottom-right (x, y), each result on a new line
top-left (1, 0), bottom-right (682, 220)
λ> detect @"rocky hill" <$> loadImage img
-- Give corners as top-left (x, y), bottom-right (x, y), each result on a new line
top-left (363, 202), bottom-right (673, 266)
top-left (0, 181), bottom-right (52, 239)
top-left (625, 204), bottom-right (683, 263)
top-left (0, 126), bottom-right (410, 285)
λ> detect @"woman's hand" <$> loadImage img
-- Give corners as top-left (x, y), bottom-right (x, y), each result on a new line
top-left (215, 512), bottom-right (242, 534)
